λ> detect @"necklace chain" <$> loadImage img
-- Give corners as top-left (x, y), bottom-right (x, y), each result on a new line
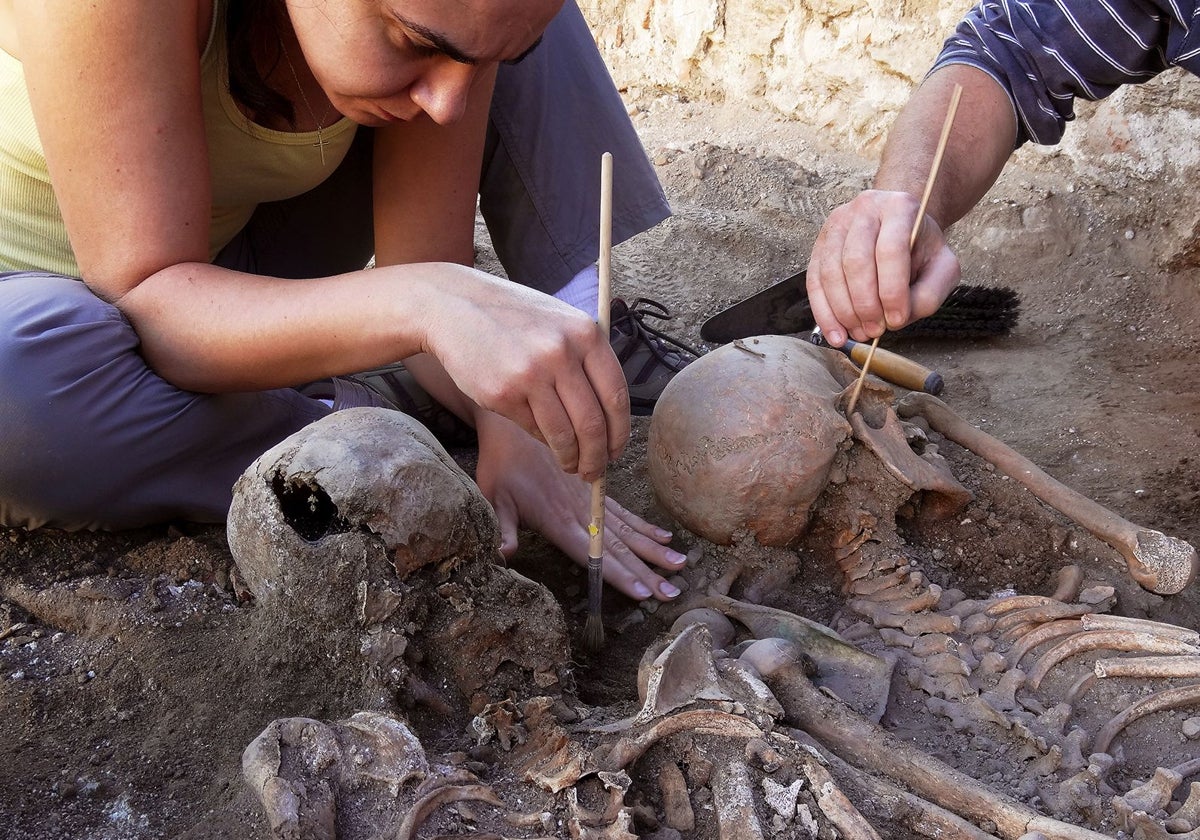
top-left (280, 39), bottom-right (332, 166)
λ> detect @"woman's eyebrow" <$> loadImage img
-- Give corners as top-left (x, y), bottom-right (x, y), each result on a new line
top-left (387, 12), bottom-right (478, 64)
top-left (386, 13), bottom-right (544, 66)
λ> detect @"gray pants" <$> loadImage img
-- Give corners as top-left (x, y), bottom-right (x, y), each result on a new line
top-left (0, 2), bottom-right (669, 530)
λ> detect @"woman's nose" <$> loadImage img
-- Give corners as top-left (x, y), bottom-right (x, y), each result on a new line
top-left (408, 60), bottom-right (478, 125)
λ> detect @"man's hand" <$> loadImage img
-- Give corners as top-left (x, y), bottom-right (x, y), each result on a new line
top-left (806, 190), bottom-right (961, 346)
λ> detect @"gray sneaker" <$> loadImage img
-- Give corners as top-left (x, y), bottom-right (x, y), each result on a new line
top-left (609, 298), bottom-right (703, 416)
top-left (298, 365), bottom-right (477, 448)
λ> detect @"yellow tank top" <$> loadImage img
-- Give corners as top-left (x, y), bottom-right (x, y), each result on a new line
top-left (0, 0), bottom-right (358, 277)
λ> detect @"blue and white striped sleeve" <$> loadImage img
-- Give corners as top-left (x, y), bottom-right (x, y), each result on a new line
top-left (930, 0), bottom-right (1198, 146)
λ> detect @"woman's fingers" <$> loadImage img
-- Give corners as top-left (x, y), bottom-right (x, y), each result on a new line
top-left (599, 498), bottom-right (688, 601)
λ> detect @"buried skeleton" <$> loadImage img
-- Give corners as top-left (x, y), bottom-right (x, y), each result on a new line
top-left (19, 333), bottom-right (1193, 839)
top-left (3, 129), bottom-right (1200, 839)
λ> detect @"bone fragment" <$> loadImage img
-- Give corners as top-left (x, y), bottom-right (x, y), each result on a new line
top-left (669, 608), bottom-right (737, 650)
top-left (1094, 684), bottom-right (1200, 756)
top-left (1026, 745), bottom-right (1063, 778)
top-left (756, 644), bottom-right (1113, 839)
top-left (980, 668), bottom-right (1026, 712)
top-left (1052, 566), bottom-right (1085, 603)
top-left (845, 565), bottom-right (914, 596)
top-left (909, 670), bottom-right (973, 701)
top-left (657, 760), bottom-right (695, 831)
top-left (745, 737), bottom-right (785, 773)
top-left (897, 392), bottom-right (1200, 595)
top-left (1094, 654), bottom-right (1200, 680)
top-left (567, 770), bottom-right (631, 828)
top-left (879, 627), bottom-right (916, 648)
top-left (798, 749), bottom-right (884, 840)
top-left (1052, 770), bottom-right (1103, 826)
top-left (927, 694), bottom-right (1013, 731)
top-left (1007, 620), bottom-right (1084, 669)
top-left (1037, 702), bottom-right (1074, 738)
top-left (872, 584), bottom-right (943, 611)
top-left (995, 604), bottom-right (1095, 638)
top-left (904, 613), bottom-right (962, 636)
top-left (1028, 631), bottom-right (1200, 691)
top-left (1079, 614), bottom-right (1200, 645)
top-left (1113, 767), bottom-right (1182, 832)
top-left (972, 636), bottom-right (996, 657)
top-left (593, 710), bottom-right (764, 772)
top-left (840, 620), bottom-right (880, 642)
top-left (1059, 729), bottom-right (1091, 775)
top-left (395, 785), bottom-right (505, 840)
top-left (834, 524), bottom-right (875, 554)
top-left (975, 651), bottom-right (1008, 677)
top-left (916, 651), bottom-right (972, 677)
top-left (1172, 756), bottom-right (1200, 779)
top-left (1077, 585), bottom-right (1116, 607)
top-left (948, 598), bottom-right (991, 619)
top-left (790, 730), bottom-right (1002, 840)
top-left (985, 596), bottom-right (1061, 617)
top-left (1126, 812), bottom-right (1200, 840)
top-left (635, 622), bottom-right (730, 722)
top-left (712, 761), bottom-right (766, 840)
top-left (912, 633), bottom-right (956, 657)
top-left (1170, 782), bottom-right (1200, 831)
top-left (1064, 673), bottom-right (1096, 706)
top-left (869, 575), bottom-right (932, 603)
top-left (962, 612), bottom-right (997, 635)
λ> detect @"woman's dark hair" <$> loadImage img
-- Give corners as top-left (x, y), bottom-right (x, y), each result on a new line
top-left (226, 0), bottom-right (296, 126)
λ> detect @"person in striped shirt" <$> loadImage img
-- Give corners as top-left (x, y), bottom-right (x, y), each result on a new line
top-left (806, 0), bottom-right (1200, 348)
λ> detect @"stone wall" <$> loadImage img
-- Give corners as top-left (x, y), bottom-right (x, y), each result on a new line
top-left (583, 0), bottom-right (1200, 182)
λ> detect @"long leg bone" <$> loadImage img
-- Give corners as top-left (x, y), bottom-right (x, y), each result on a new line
top-left (741, 639), bottom-right (1115, 840)
top-left (896, 393), bottom-right (1199, 595)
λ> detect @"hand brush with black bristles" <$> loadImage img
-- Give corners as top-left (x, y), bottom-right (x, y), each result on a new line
top-left (700, 272), bottom-right (1022, 344)
top-left (892, 284), bottom-right (1021, 339)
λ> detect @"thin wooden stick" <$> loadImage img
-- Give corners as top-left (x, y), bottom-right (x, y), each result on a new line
top-left (846, 83), bottom-right (962, 415)
top-left (585, 151), bottom-right (613, 653)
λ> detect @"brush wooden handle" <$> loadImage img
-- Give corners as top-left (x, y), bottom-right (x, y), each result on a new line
top-left (841, 339), bottom-right (943, 395)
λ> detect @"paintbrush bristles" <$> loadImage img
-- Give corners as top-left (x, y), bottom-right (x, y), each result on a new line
top-left (585, 151), bottom-right (614, 653)
top-left (846, 83), bottom-right (962, 416)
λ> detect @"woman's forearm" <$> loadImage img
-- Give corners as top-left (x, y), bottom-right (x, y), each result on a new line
top-left (115, 260), bottom-right (452, 393)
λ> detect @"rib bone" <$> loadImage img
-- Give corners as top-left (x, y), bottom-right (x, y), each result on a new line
top-left (1094, 684), bottom-right (1200, 756)
top-left (1093, 654), bottom-right (1200, 680)
top-left (1026, 631), bottom-right (1200, 691)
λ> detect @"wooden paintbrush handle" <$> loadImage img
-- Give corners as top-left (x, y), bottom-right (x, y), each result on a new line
top-left (842, 338), bottom-right (943, 395)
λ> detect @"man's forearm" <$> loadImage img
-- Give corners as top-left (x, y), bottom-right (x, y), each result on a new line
top-left (873, 64), bottom-right (1018, 230)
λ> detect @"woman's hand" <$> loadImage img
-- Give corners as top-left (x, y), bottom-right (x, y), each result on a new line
top-left (806, 190), bottom-right (961, 347)
top-left (419, 267), bottom-right (631, 484)
top-left (472, 410), bottom-right (687, 602)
